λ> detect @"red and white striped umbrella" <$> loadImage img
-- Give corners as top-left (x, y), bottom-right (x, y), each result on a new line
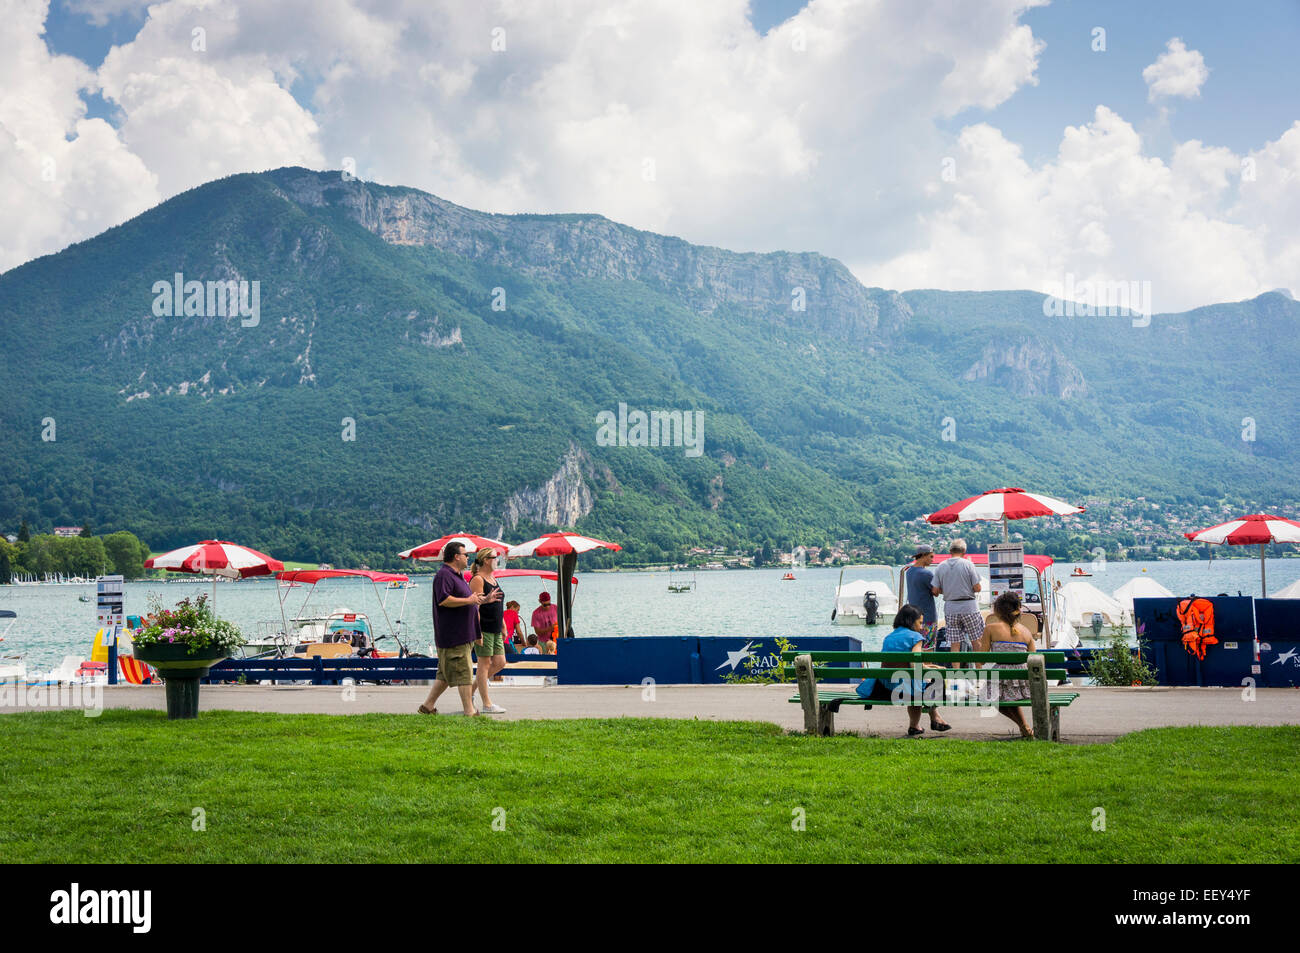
top-left (926, 487), bottom-right (1084, 542)
top-left (145, 539), bottom-right (284, 578)
top-left (506, 532), bottom-right (622, 558)
top-left (507, 533), bottom-right (621, 639)
top-left (1184, 514), bottom-right (1300, 596)
top-left (144, 539), bottom-right (284, 611)
top-left (398, 534), bottom-right (511, 561)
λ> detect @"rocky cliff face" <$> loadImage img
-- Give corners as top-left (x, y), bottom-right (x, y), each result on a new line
top-left (267, 168), bottom-right (911, 341)
top-left (493, 444), bottom-right (607, 531)
top-left (962, 340), bottom-right (1088, 398)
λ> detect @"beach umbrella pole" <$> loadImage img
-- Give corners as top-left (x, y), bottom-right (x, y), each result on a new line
top-left (1261, 544), bottom-right (1267, 597)
top-left (559, 551), bottom-right (577, 639)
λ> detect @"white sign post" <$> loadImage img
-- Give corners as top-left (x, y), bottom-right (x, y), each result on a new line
top-left (97, 574), bottom-right (125, 685)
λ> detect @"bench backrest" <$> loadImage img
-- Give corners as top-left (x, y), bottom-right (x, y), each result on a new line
top-left (780, 650), bottom-right (1065, 664)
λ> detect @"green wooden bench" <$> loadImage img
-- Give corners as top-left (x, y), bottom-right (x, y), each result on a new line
top-left (782, 650), bottom-right (1080, 740)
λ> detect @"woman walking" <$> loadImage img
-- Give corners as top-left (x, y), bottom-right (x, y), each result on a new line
top-left (469, 550), bottom-right (507, 714)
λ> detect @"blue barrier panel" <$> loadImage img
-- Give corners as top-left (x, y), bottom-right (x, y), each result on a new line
top-left (1135, 595), bottom-right (1256, 687)
top-left (558, 636), bottom-right (697, 685)
top-left (698, 635), bottom-right (863, 684)
top-left (1252, 599), bottom-right (1300, 688)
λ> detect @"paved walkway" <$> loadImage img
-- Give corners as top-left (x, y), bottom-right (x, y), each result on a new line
top-left (4, 682), bottom-right (1298, 743)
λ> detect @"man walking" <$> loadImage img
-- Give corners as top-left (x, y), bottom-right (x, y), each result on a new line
top-left (932, 538), bottom-right (984, 661)
top-left (418, 541), bottom-right (499, 715)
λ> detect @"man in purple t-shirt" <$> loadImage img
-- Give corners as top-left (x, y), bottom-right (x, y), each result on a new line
top-left (418, 542), bottom-right (499, 715)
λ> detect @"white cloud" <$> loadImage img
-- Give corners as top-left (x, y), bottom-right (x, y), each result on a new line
top-left (95, 0), bottom-right (324, 196)
top-left (0, 0), bottom-right (158, 273)
top-left (860, 107), bottom-right (1296, 313)
top-left (1143, 37), bottom-right (1209, 102)
top-left (5, 0), bottom-right (1297, 313)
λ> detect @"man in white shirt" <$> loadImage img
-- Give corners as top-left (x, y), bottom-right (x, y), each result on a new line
top-left (932, 538), bottom-right (984, 660)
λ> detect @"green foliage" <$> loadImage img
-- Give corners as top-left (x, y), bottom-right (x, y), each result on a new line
top-left (1, 170), bottom-right (1298, 563)
top-left (101, 531), bottom-right (149, 579)
top-left (133, 593), bottom-right (245, 656)
top-left (1087, 623), bottom-right (1159, 686)
top-left (5, 531), bottom-right (150, 579)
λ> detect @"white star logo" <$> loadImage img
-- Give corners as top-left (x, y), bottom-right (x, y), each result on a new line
top-left (717, 640), bottom-right (758, 672)
top-left (1272, 647), bottom-right (1299, 667)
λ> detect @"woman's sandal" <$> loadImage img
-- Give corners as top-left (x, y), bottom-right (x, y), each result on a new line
top-left (930, 721), bottom-right (952, 732)
top-left (907, 727), bottom-right (925, 736)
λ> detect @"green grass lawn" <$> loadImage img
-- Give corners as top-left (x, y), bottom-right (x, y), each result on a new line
top-left (0, 712), bottom-right (1294, 863)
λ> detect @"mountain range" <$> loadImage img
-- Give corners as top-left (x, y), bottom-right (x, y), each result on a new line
top-left (2, 167), bottom-right (1296, 566)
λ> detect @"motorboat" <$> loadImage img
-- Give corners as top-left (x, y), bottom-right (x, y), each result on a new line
top-left (833, 566), bottom-right (899, 625)
top-left (782, 572), bottom-right (796, 581)
top-left (245, 568), bottom-right (413, 659)
top-left (1058, 580), bottom-right (1126, 638)
top-left (1070, 567), bottom-right (1092, 577)
top-left (0, 610), bottom-right (24, 681)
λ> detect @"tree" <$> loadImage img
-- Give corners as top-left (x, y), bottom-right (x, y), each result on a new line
top-left (103, 531), bottom-right (148, 579)
top-left (79, 524), bottom-right (93, 538)
top-left (0, 546), bottom-right (11, 585)
top-left (17, 520), bottom-right (30, 544)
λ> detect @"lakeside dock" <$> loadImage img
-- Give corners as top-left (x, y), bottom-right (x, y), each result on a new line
top-left (6, 683), bottom-right (1297, 744)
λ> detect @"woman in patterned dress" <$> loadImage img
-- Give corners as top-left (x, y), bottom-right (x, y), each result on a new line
top-left (977, 591), bottom-right (1036, 739)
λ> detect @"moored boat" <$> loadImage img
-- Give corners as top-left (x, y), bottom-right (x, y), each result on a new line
top-left (833, 566), bottom-right (899, 624)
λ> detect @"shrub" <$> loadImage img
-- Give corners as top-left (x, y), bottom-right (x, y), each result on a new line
top-left (1087, 622), bottom-right (1158, 686)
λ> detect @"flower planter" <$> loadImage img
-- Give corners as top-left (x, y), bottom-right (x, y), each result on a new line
top-left (132, 644), bottom-right (230, 719)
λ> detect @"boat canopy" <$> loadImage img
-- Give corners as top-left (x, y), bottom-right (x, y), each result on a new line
top-left (929, 553), bottom-right (1055, 571)
top-left (836, 579), bottom-right (892, 597)
top-left (277, 569), bottom-right (410, 585)
top-left (464, 568), bottom-right (579, 585)
top-left (1111, 576), bottom-right (1174, 609)
top-left (0, 609), bottom-right (15, 619)
top-left (1059, 580), bottom-right (1125, 625)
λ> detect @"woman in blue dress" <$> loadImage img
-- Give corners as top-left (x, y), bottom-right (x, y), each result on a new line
top-left (856, 604), bottom-right (953, 736)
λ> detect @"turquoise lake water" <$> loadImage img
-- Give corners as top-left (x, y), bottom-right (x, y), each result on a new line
top-left (1, 558), bottom-right (1295, 671)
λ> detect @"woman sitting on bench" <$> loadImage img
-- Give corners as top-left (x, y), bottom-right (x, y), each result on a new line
top-left (856, 604), bottom-right (952, 736)
top-left (977, 592), bottom-right (1036, 739)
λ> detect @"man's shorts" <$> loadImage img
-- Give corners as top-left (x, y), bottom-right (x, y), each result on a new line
top-left (476, 629), bottom-right (505, 657)
top-left (920, 621), bottom-right (942, 650)
top-left (437, 642), bottom-right (474, 686)
top-left (944, 611), bottom-right (985, 650)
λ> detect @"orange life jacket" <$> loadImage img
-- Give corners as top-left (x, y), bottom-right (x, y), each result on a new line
top-left (1176, 597), bottom-right (1218, 660)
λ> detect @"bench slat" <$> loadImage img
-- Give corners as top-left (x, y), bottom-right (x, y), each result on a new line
top-left (803, 667), bottom-right (1068, 680)
top-left (787, 693), bottom-right (1081, 708)
top-left (781, 651), bottom-right (1066, 663)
